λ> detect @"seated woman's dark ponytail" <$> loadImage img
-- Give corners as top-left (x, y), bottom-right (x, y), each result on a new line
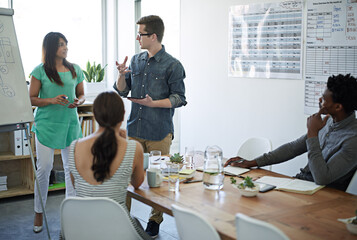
top-left (91, 91), bottom-right (125, 182)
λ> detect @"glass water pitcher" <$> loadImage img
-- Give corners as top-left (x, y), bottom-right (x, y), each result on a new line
top-left (203, 145), bottom-right (224, 190)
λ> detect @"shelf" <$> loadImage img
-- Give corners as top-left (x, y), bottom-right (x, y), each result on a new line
top-left (78, 113), bottom-right (93, 117)
top-left (0, 184), bottom-right (66, 199)
top-left (0, 185), bottom-right (33, 199)
top-left (0, 152), bottom-right (31, 161)
top-left (1, 102), bottom-right (94, 199)
top-left (0, 150), bottom-right (61, 161)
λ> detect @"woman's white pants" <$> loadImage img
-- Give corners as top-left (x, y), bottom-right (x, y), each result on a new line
top-left (34, 136), bottom-right (75, 213)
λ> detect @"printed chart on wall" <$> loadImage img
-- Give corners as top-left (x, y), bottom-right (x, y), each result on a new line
top-left (229, 1), bottom-right (303, 79)
top-left (304, 0), bottom-right (357, 114)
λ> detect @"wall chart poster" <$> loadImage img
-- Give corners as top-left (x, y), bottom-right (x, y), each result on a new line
top-left (304, 0), bottom-right (357, 114)
top-left (229, 1), bottom-right (303, 79)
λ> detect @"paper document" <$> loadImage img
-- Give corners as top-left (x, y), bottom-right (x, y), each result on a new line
top-left (224, 166), bottom-right (250, 176)
top-left (256, 176), bottom-right (324, 195)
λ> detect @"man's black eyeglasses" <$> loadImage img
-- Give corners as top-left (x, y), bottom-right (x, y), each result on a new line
top-left (137, 32), bottom-right (154, 37)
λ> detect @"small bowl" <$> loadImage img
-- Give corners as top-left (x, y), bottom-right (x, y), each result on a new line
top-left (232, 184), bottom-right (260, 197)
top-left (346, 222), bottom-right (357, 235)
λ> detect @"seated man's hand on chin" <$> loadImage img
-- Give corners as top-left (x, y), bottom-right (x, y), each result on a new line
top-left (224, 156), bottom-right (257, 168)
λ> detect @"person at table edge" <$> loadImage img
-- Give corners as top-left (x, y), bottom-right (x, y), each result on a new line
top-left (225, 74), bottom-right (357, 191)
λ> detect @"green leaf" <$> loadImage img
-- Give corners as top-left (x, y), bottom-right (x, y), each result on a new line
top-left (96, 64), bottom-right (101, 72)
top-left (86, 61), bottom-right (90, 72)
top-left (230, 177), bottom-right (236, 184)
top-left (83, 71), bottom-right (90, 82)
top-left (89, 66), bottom-right (94, 80)
top-left (98, 69), bottom-right (105, 82)
top-left (242, 176), bottom-right (255, 188)
top-left (94, 71), bottom-right (100, 82)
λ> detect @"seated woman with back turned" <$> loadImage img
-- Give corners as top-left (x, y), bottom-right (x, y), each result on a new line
top-left (67, 91), bottom-right (151, 240)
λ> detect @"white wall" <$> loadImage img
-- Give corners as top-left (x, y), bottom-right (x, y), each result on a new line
top-left (180, 0), bottom-right (309, 176)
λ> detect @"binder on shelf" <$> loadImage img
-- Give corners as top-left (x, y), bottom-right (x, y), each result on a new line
top-left (9, 130), bottom-right (22, 156)
top-left (0, 175), bottom-right (7, 192)
top-left (89, 120), bottom-right (93, 134)
top-left (22, 123), bottom-right (30, 155)
top-left (0, 185), bottom-right (7, 191)
top-left (86, 120), bottom-right (91, 136)
top-left (82, 120), bottom-right (87, 137)
top-left (0, 176), bottom-right (7, 185)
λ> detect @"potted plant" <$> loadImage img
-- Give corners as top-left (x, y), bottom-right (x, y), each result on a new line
top-left (168, 153), bottom-right (186, 169)
top-left (82, 61), bottom-right (107, 95)
top-left (231, 176), bottom-right (260, 197)
top-left (169, 153), bottom-right (184, 164)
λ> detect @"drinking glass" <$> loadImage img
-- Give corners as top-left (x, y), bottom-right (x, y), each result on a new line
top-left (185, 146), bottom-right (195, 169)
top-left (149, 150), bottom-right (161, 169)
top-left (168, 163), bottom-right (180, 192)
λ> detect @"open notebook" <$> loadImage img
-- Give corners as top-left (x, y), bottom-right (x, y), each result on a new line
top-left (256, 176), bottom-right (324, 195)
top-left (196, 165), bottom-right (250, 176)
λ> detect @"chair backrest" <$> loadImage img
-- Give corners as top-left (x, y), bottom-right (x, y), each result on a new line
top-left (235, 213), bottom-right (289, 240)
top-left (171, 204), bottom-right (221, 240)
top-left (237, 137), bottom-right (272, 160)
top-left (346, 169), bottom-right (357, 195)
top-left (60, 197), bottom-right (142, 240)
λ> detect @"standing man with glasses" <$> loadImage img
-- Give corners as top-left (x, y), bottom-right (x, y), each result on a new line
top-left (113, 15), bottom-right (187, 238)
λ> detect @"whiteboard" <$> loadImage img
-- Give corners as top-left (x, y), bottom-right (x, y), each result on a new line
top-left (0, 8), bottom-right (34, 126)
top-left (304, 0), bottom-right (357, 114)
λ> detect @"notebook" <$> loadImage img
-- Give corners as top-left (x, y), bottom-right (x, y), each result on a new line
top-left (256, 176), bottom-right (324, 195)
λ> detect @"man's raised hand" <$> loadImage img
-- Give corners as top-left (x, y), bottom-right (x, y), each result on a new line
top-left (116, 56), bottom-right (131, 76)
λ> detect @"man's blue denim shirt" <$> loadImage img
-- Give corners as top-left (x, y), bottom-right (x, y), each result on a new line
top-left (113, 46), bottom-right (187, 141)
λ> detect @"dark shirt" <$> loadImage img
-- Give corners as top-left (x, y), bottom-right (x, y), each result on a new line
top-left (256, 112), bottom-right (357, 191)
top-left (114, 46), bottom-right (186, 141)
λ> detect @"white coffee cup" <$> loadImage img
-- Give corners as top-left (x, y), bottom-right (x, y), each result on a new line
top-left (146, 168), bottom-right (163, 188)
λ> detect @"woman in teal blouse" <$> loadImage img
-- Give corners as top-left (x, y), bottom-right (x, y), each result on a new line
top-left (29, 32), bottom-right (85, 233)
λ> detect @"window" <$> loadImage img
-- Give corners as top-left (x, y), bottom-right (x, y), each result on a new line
top-left (141, 0), bottom-right (180, 57)
top-left (12, 0), bottom-right (102, 79)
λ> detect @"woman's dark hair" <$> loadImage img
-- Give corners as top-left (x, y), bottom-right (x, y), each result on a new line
top-left (91, 91), bottom-right (125, 182)
top-left (42, 32), bottom-right (77, 86)
top-left (327, 74), bottom-right (357, 114)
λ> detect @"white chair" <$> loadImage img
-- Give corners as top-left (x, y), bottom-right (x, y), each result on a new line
top-left (60, 197), bottom-right (142, 240)
top-left (238, 137), bottom-right (272, 170)
top-left (346, 169), bottom-right (357, 195)
top-left (172, 204), bottom-right (221, 240)
top-left (235, 213), bottom-right (289, 240)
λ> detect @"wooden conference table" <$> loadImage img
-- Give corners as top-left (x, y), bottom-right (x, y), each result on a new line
top-left (127, 169), bottom-right (357, 240)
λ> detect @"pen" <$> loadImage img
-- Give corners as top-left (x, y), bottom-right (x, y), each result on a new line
top-left (183, 179), bottom-right (203, 184)
top-left (230, 159), bottom-right (244, 164)
top-left (62, 96), bottom-right (68, 100)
